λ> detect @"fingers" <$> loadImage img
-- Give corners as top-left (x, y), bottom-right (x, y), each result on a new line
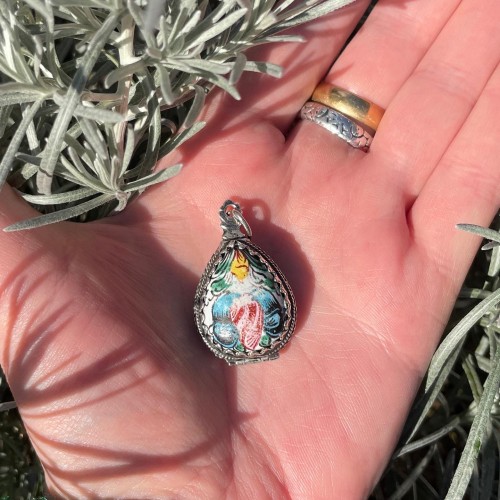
top-left (199, 1), bottom-right (370, 133)
top-left (411, 59), bottom-right (500, 286)
top-left (323, 0), bottom-right (461, 109)
top-left (288, 0), bottom-right (461, 174)
top-left (371, 0), bottom-right (500, 201)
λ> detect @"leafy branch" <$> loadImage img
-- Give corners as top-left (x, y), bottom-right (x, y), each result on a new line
top-left (0, 0), bottom-right (356, 231)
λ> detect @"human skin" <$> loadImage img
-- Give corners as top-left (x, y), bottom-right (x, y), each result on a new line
top-left (1, 0), bottom-right (500, 497)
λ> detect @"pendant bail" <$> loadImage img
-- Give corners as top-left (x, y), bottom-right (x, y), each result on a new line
top-left (219, 200), bottom-right (252, 240)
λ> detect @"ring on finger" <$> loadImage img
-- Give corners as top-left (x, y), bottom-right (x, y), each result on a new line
top-left (300, 101), bottom-right (373, 152)
top-left (312, 82), bottom-right (385, 133)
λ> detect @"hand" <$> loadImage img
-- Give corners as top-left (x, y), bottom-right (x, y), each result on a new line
top-left (1, 0), bottom-right (499, 497)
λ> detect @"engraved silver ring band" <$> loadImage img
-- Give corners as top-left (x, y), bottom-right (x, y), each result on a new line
top-left (300, 101), bottom-right (373, 152)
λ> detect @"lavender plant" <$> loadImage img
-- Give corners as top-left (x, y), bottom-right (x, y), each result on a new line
top-left (0, 0), bottom-right (356, 231)
top-left (372, 222), bottom-right (500, 500)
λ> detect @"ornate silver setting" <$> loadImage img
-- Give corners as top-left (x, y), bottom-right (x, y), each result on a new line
top-left (300, 101), bottom-right (373, 151)
top-left (194, 201), bottom-right (296, 366)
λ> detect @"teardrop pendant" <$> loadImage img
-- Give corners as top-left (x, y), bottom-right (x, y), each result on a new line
top-left (194, 200), bottom-right (296, 365)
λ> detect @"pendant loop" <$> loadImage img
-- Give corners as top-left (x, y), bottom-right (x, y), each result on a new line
top-left (219, 200), bottom-right (252, 240)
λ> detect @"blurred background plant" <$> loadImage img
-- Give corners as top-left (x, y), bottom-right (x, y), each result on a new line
top-left (0, 368), bottom-right (45, 498)
top-left (372, 220), bottom-right (500, 500)
top-left (0, 0), bottom-right (499, 498)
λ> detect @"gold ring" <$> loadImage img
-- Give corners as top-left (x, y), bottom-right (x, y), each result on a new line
top-left (312, 82), bottom-right (385, 132)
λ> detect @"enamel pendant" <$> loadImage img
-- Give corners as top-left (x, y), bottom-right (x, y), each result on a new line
top-left (194, 200), bottom-right (296, 365)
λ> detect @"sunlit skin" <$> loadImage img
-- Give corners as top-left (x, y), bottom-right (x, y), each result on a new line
top-left (0, 0), bottom-right (500, 498)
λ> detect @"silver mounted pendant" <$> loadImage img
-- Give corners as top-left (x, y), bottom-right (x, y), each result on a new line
top-left (194, 200), bottom-right (296, 365)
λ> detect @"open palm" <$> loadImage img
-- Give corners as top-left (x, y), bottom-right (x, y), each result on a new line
top-left (1, 0), bottom-right (500, 498)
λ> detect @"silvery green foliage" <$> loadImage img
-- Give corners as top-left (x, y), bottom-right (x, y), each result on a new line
top-left (383, 224), bottom-right (500, 500)
top-left (0, 0), bottom-right (356, 230)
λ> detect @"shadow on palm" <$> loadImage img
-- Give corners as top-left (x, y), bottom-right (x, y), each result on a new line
top-left (3, 195), bottom-right (312, 495)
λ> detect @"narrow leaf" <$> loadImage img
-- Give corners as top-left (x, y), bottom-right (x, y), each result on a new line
top-left (0, 105), bottom-right (13, 139)
top-left (255, 34), bottom-right (306, 44)
top-left (395, 416), bottom-right (461, 458)
top-left (0, 83), bottom-right (51, 106)
top-left (445, 345), bottom-right (500, 499)
top-left (36, 11), bottom-right (122, 195)
top-left (245, 60), bottom-right (283, 78)
top-left (401, 289), bottom-right (500, 444)
top-left (427, 289), bottom-right (500, 389)
top-left (401, 339), bottom-right (465, 445)
top-left (49, 0), bottom-right (112, 7)
top-left (23, 0), bottom-right (52, 19)
top-left (183, 85), bottom-right (205, 128)
top-left (135, 71), bottom-right (161, 178)
top-left (158, 121), bottom-right (206, 157)
top-left (120, 126), bottom-right (135, 176)
top-left (127, 0), bottom-right (156, 48)
top-left (457, 224), bottom-right (500, 245)
top-left (462, 356), bottom-right (483, 404)
top-left (229, 53), bottom-right (247, 85)
top-left (0, 401), bottom-right (17, 412)
top-left (20, 187), bottom-right (95, 205)
top-left (275, 0), bottom-right (357, 30)
top-left (143, 0), bottom-right (165, 34)
top-left (174, 57), bottom-right (231, 75)
top-left (487, 245), bottom-right (500, 276)
top-left (0, 82), bottom-right (52, 96)
top-left (0, 100), bottom-right (44, 188)
top-left (104, 60), bottom-right (146, 89)
top-left (124, 164), bottom-right (182, 192)
top-left (273, 0), bottom-right (298, 15)
top-left (199, 72), bottom-right (240, 99)
top-left (4, 194), bottom-right (116, 232)
top-left (184, 8), bottom-right (247, 50)
top-left (73, 104), bottom-right (124, 123)
top-left (479, 426), bottom-right (496, 500)
top-left (388, 445), bottom-right (436, 500)
top-left (78, 119), bottom-right (108, 160)
top-left (483, 241), bottom-right (500, 251)
top-left (156, 64), bottom-right (176, 105)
